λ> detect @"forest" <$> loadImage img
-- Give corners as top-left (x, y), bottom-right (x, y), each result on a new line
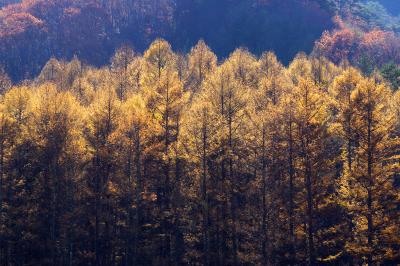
top-left (0, 39), bottom-right (399, 265)
top-left (1, 0), bottom-right (400, 82)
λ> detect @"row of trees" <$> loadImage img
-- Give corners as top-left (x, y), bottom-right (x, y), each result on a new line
top-left (0, 39), bottom-right (399, 265)
top-left (0, 0), bottom-right (335, 81)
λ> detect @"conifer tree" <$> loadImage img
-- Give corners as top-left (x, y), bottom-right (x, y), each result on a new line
top-left (84, 85), bottom-right (121, 266)
top-left (186, 40), bottom-right (217, 93)
top-left (0, 39), bottom-right (398, 266)
top-left (0, 87), bottom-right (36, 265)
top-left (181, 94), bottom-right (220, 265)
top-left (30, 84), bottom-right (85, 265)
top-left (338, 77), bottom-right (400, 264)
top-left (111, 45), bottom-right (136, 100)
top-left (142, 38), bottom-right (188, 265)
top-left (0, 66), bottom-right (11, 94)
top-left (200, 59), bottom-right (252, 265)
top-left (290, 77), bottom-right (334, 265)
top-left (113, 94), bottom-right (155, 265)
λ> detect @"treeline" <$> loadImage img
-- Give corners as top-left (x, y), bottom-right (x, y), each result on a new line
top-left (0, 0), bottom-right (334, 81)
top-left (0, 39), bottom-right (399, 266)
top-left (2, 0), bottom-right (400, 84)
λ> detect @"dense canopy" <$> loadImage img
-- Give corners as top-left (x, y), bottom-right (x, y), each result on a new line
top-left (0, 39), bottom-right (399, 265)
top-left (0, 1), bottom-right (400, 265)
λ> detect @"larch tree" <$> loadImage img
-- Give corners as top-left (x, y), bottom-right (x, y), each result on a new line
top-left (111, 44), bottom-right (136, 100)
top-left (0, 66), bottom-right (11, 94)
top-left (62, 56), bottom-right (84, 91)
top-left (324, 66), bottom-right (365, 263)
top-left (175, 53), bottom-right (189, 84)
top-left (258, 51), bottom-right (287, 104)
top-left (127, 57), bottom-right (146, 95)
top-left (0, 91), bottom-right (18, 265)
top-left (330, 68), bottom-right (363, 175)
top-left (290, 77), bottom-right (334, 265)
top-left (0, 39), bottom-right (398, 266)
top-left (338, 77), bottom-right (400, 264)
top-left (38, 58), bottom-right (64, 87)
top-left (309, 56), bottom-right (341, 89)
top-left (142, 38), bottom-right (188, 265)
top-left (200, 58), bottom-right (252, 265)
top-left (114, 94), bottom-right (156, 265)
top-left (180, 94), bottom-right (220, 265)
top-left (226, 48), bottom-right (259, 90)
top-left (249, 51), bottom-right (290, 264)
top-left (287, 53), bottom-right (313, 86)
top-left (84, 84), bottom-right (121, 266)
top-left (186, 40), bottom-right (217, 94)
top-left (0, 86), bottom-right (34, 265)
top-left (30, 84), bottom-right (85, 265)
top-left (278, 95), bottom-right (299, 265)
top-left (71, 67), bottom-right (109, 106)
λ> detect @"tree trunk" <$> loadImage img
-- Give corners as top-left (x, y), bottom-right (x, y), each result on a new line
top-left (367, 96), bottom-right (373, 266)
top-left (228, 90), bottom-right (238, 266)
top-left (261, 126), bottom-right (268, 266)
top-left (201, 112), bottom-right (209, 266)
top-left (305, 157), bottom-right (315, 266)
top-left (288, 120), bottom-right (296, 265)
top-left (134, 129), bottom-right (143, 266)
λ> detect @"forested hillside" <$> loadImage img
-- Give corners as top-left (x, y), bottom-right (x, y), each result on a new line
top-left (0, 0), bottom-right (345, 81)
top-left (1, 0), bottom-right (400, 83)
top-left (1, 0), bottom-right (400, 82)
top-left (0, 39), bottom-right (399, 266)
top-left (0, 1), bottom-right (400, 265)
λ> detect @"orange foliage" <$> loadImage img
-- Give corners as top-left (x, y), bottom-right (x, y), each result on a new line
top-left (315, 28), bottom-right (358, 64)
top-left (315, 19), bottom-right (400, 67)
top-left (63, 7), bottom-right (81, 17)
top-left (358, 29), bottom-right (400, 66)
top-left (0, 12), bottom-right (43, 36)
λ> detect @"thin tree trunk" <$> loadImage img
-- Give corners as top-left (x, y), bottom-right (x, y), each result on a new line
top-left (288, 120), bottom-right (296, 265)
top-left (173, 118), bottom-right (184, 265)
top-left (134, 128), bottom-right (142, 266)
top-left (305, 157), bottom-right (315, 266)
top-left (367, 94), bottom-right (373, 266)
top-left (202, 110), bottom-right (209, 266)
top-left (163, 81), bottom-right (172, 266)
top-left (261, 126), bottom-right (268, 266)
top-left (95, 154), bottom-right (100, 266)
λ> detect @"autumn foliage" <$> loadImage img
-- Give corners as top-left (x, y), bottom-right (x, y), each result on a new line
top-left (0, 0), bottom-right (336, 81)
top-left (315, 17), bottom-right (400, 72)
top-left (0, 39), bottom-right (399, 265)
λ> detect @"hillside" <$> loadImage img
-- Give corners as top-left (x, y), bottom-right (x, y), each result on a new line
top-left (0, 37), bottom-right (399, 266)
top-left (0, 0), bottom-right (400, 82)
top-left (0, 0), bottom-right (336, 81)
top-left (0, 2), bottom-right (400, 266)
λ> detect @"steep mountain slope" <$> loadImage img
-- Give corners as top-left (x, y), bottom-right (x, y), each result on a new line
top-left (172, 0), bottom-right (334, 61)
top-left (1, 0), bottom-right (399, 82)
top-left (0, 0), bottom-right (335, 81)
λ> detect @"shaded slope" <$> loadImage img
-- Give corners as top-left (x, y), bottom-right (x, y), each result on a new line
top-left (0, 0), bottom-right (335, 81)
